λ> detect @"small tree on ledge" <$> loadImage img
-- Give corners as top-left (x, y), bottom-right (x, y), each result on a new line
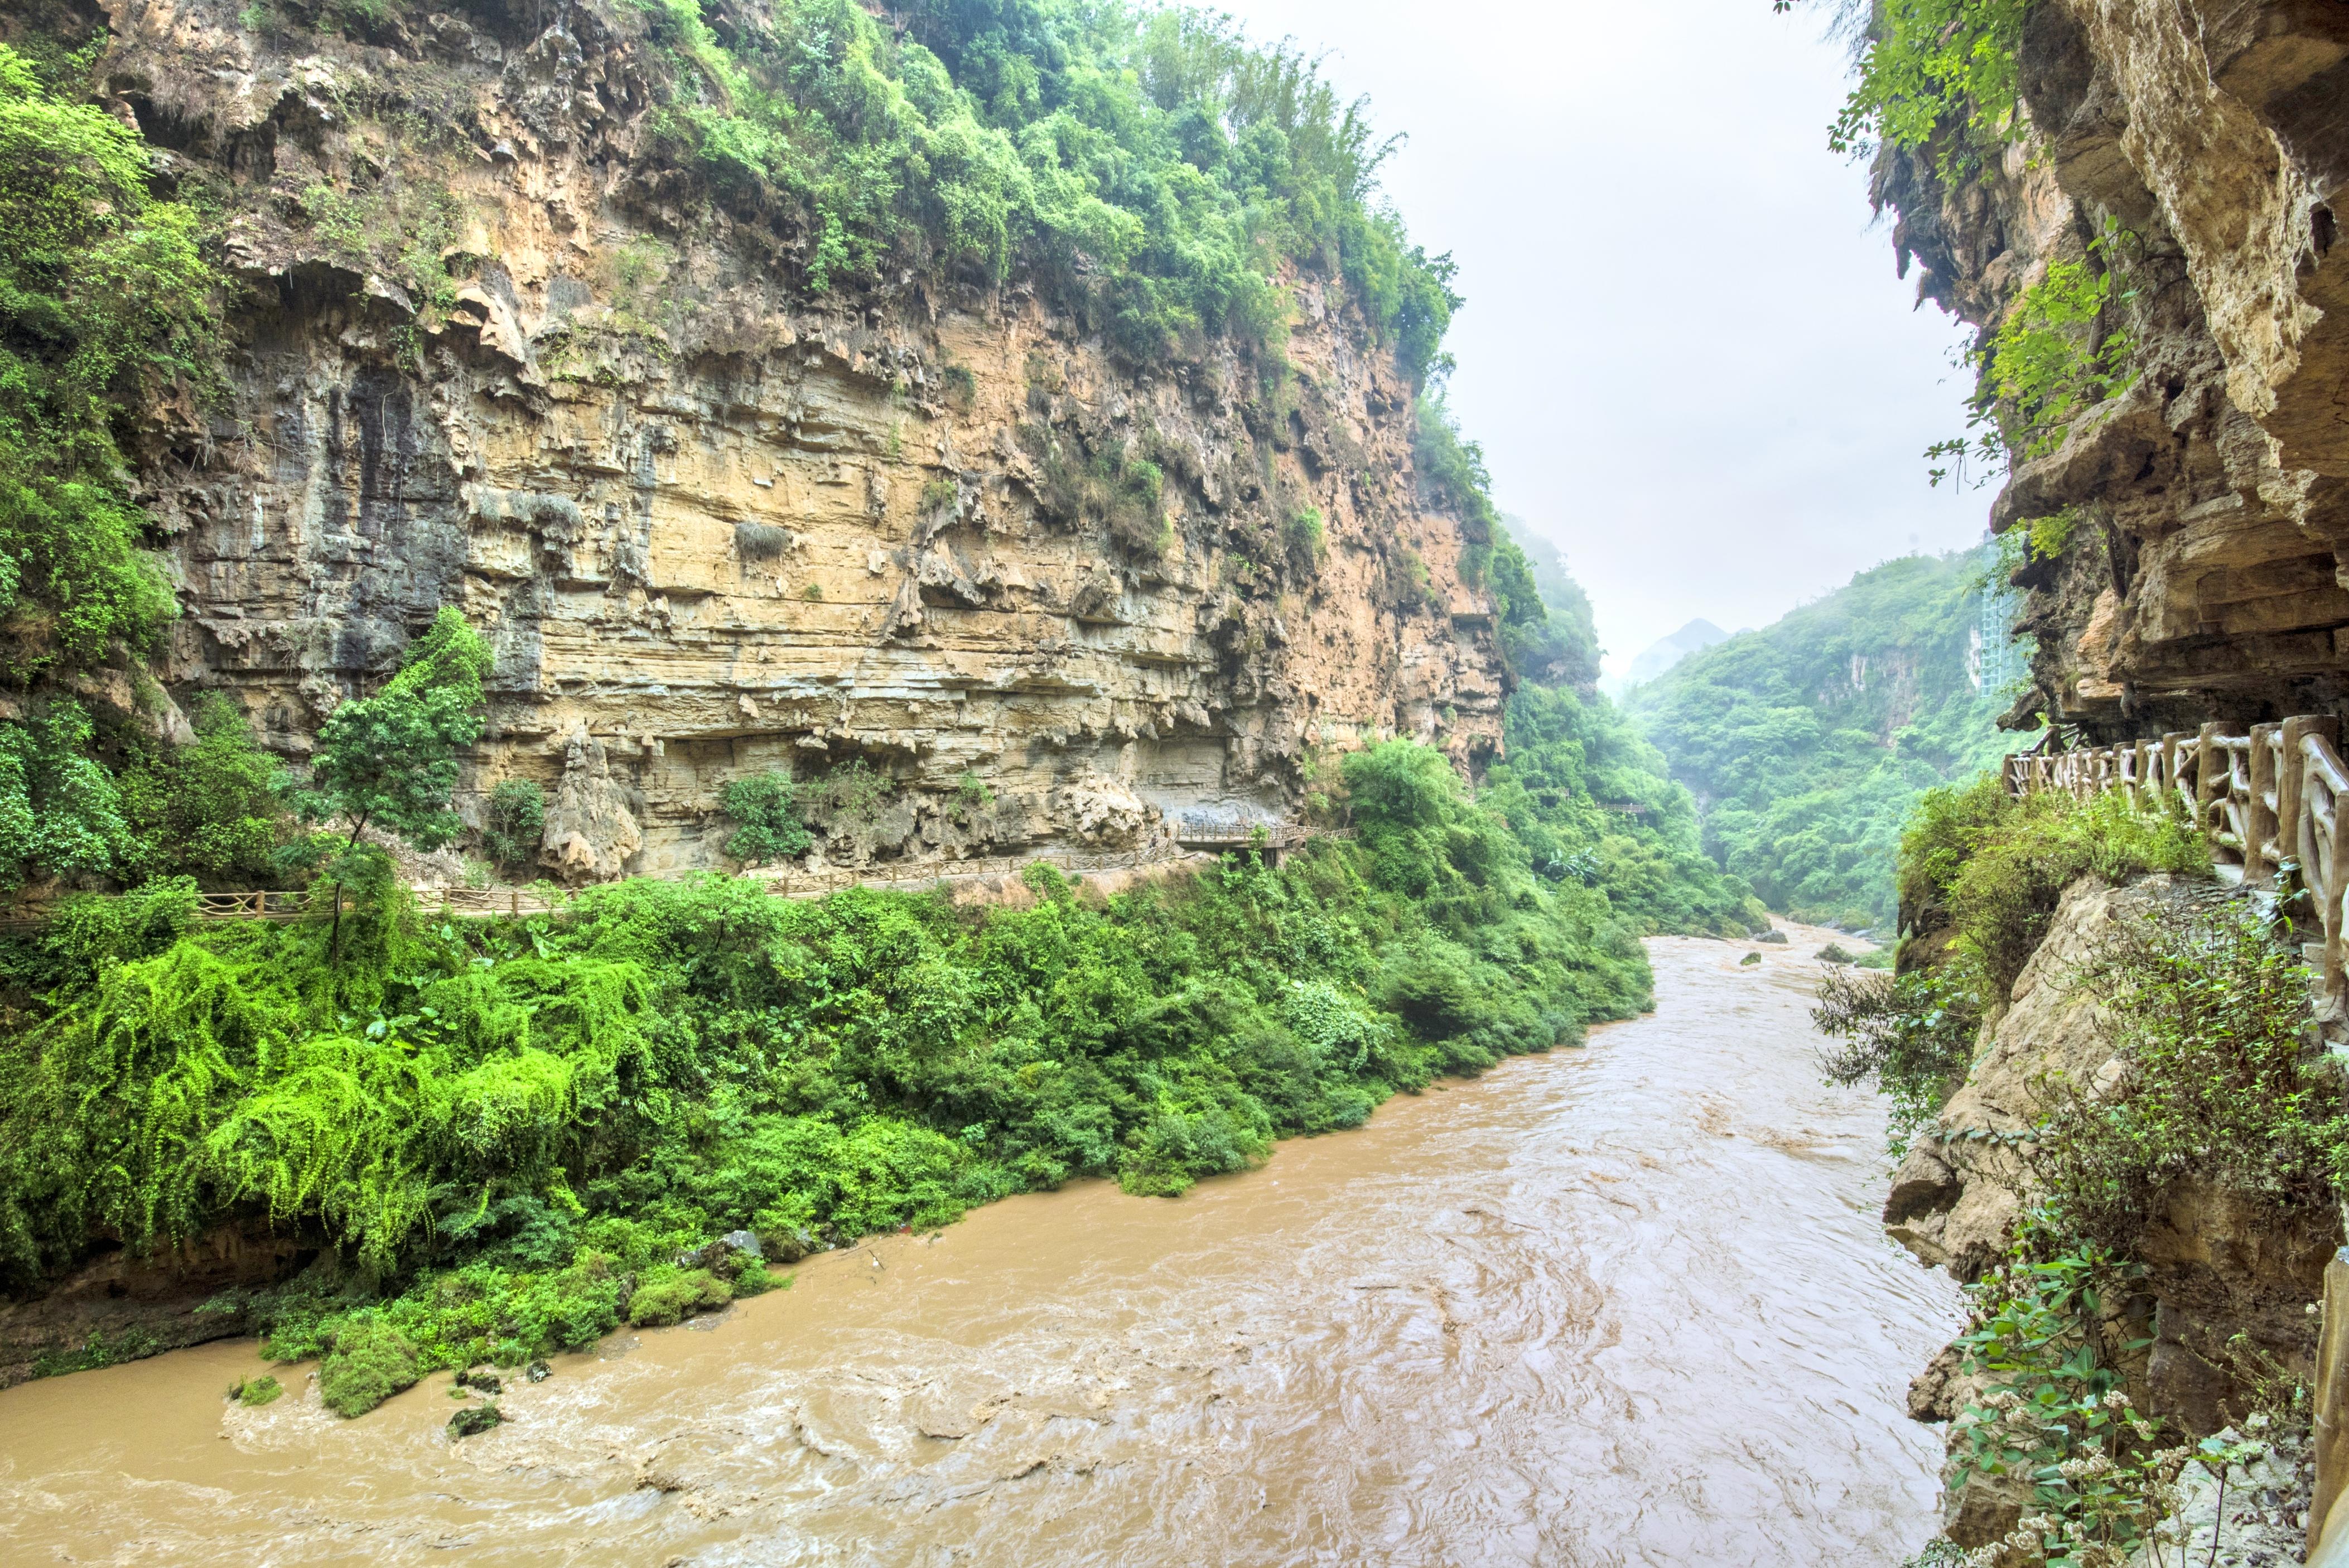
top-left (297, 606), bottom-right (493, 853)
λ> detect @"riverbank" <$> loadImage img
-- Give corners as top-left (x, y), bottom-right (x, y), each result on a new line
top-left (0, 928), bottom-right (1960, 1566)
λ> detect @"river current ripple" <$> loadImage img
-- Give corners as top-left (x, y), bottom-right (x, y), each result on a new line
top-left (0, 931), bottom-right (1962, 1565)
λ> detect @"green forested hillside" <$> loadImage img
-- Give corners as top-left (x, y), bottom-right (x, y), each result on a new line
top-left (1624, 549), bottom-right (2018, 930)
top-left (1484, 526), bottom-right (1770, 938)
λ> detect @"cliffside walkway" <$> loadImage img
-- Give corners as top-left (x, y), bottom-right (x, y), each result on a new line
top-left (0, 828), bottom-right (1354, 932)
top-left (2005, 715), bottom-right (2349, 1014)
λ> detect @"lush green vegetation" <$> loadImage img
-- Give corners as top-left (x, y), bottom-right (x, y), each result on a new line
top-left (1479, 524), bottom-right (1768, 939)
top-left (1821, 787), bottom-right (2295, 1565)
top-left (0, 41), bottom-right (221, 684)
top-left (1802, 0), bottom-right (2138, 501)
top-left (633, 0), bottom-right (1459, 372)
top-left (2027, 897), bottom-right (2347, 1258)
top-left (1626, 549), bottom-right (2020, 930)
top-left (0, 2), bottom-right (1773, 1418)
top-left (1815, 783), bottom-right (2329, 1564)
top-left (1927, 226), bottom-right (2140, 492)
top-left (0, 39), bottom-right (242, 888)
top-left (0, 726), bottom-right (1657, 1407)
top-left (1816, 0), bottom-right (2029, 177)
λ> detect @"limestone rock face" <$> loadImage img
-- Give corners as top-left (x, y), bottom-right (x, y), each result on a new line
top-left (86, 0), bottom-right (1512, 882)
top-left (542, 730), bottom-right (641, 884)
top-left (1877, 1), bottom-right (2349, 731)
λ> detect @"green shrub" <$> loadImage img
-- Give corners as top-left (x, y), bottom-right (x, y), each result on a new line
top-left (1018, 424), bottom-right (1170, 556)
top-left (1901, 776), bottom-right (2208, 1003)
top-left (319, 1317), bottom-right (421, 1417)
top-left (1927, 229), bottom-right (2140, 486)
top-left (0, 701), bottom-right (133, 888)
top-left (2027, 895), bottom-right (2349, 1256)
top-left (1942, 1226), bottom-right (2181, 1561)
top-left (805, 760), bottom-right (893, 825)
top-left (1816, 774), bottom-right (2210, 1147)
top-left (1827, 0), bottom-right (2029, 176)
top-left (1282, 505), bottom-right (1324, 572)
top-left (1814, 962), bottom-right (1981, 1153)
top-left (229, 1374), bottom-right (283, 1406)
top-left (117, 696), bottom-right (288, 884)
top-left (29, 875), bottom-right (201, 992)
top-left (629, 0), bottom-right (1455, 377)
top-left (0, 43), bottom-right (221, 683)
top-left (627, 1268), bottom-right (732, 1328)
top-left (481, 780), bottom-right (545, 873)
top-left (297, 607), bottom-right (494, 855)
top-left (30, 1325), bottom-right (160, 1377)
top-left (721, 769), bottom-right (812, 863)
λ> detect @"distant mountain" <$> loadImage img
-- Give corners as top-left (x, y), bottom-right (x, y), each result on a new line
top-left (1622, 550), bottom-right (2018, 930)
top-left (1612, 619), bottom-right (1730, 694)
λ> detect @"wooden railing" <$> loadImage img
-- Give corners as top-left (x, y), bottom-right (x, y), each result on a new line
top-left (1170, 822), bottom-right (1349, 853)
top-left (2005, 716), bottom-right (2349, 1011)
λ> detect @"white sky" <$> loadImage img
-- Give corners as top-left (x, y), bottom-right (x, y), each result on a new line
top-left (1221, 0), bottom-right (1991, 676)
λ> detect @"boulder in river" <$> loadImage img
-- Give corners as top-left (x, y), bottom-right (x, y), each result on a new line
top-left (447, 1404), bottom-right (503, 1440)
top-left (676, 1231), bottom-right (765, 1280)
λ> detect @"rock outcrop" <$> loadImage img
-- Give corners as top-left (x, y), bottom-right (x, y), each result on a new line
top-left (64, 0), bottom-right (1512, 883)
top-left (1875, 0), bottom-right (2349, 734)
top-left (1888, 875), bottom-right (2338, 1545)
top-left (0, 1221), bottom-right (311, 1385)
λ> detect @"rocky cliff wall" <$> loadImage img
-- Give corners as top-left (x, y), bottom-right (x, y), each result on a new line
top-left (59, 0), bottom-right (1508, 881)
top-left (1875, 0), bottom-right (2349, 735)
top-left (1887, 874), bottom-right (2339, 1545)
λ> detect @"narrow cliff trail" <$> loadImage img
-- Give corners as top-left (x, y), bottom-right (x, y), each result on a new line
top-left (0, 930), bottom-right (1961, 1566)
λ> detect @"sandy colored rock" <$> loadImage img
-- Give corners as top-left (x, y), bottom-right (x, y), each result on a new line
top-left (1884, 875), bottom-right (2149, 1280)
top-left (81, 0), bottom-right (1513, 885)
top-left (1875, 0), bottom-right (2349, 733)
top-left (1890, 874), bottom-right (2340, 1543)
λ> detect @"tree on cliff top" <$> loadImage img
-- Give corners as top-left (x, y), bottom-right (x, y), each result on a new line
top-left (640, 0), bottom-right (1459, 378)
top-left (297, 608), bottom-right (494, 853)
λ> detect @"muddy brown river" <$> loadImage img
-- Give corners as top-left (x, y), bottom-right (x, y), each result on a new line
top-left (0, 932), bottom-right (1962, 1565)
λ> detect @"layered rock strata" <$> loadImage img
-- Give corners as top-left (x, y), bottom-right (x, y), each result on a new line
top-left (67, 0), bottom-right (1509, 881)
top-left (1877, 0), bottom-right (2349, 732)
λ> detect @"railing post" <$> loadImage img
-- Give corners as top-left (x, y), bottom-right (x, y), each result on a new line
top-left (2251, 723), bottom-right (2281, 887)
top-left (2283, 717), bottom-right (2334, 890)
top-left (2196, 722), bottom-right (2223, 847)
top-left (2329, 778), bottom-right (2349, 1017)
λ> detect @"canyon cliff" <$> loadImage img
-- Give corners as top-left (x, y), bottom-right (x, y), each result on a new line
top-left (41, 0), bottom-right (1509, 882)
top-left (1874, 0), bottom-right (2349, 734)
